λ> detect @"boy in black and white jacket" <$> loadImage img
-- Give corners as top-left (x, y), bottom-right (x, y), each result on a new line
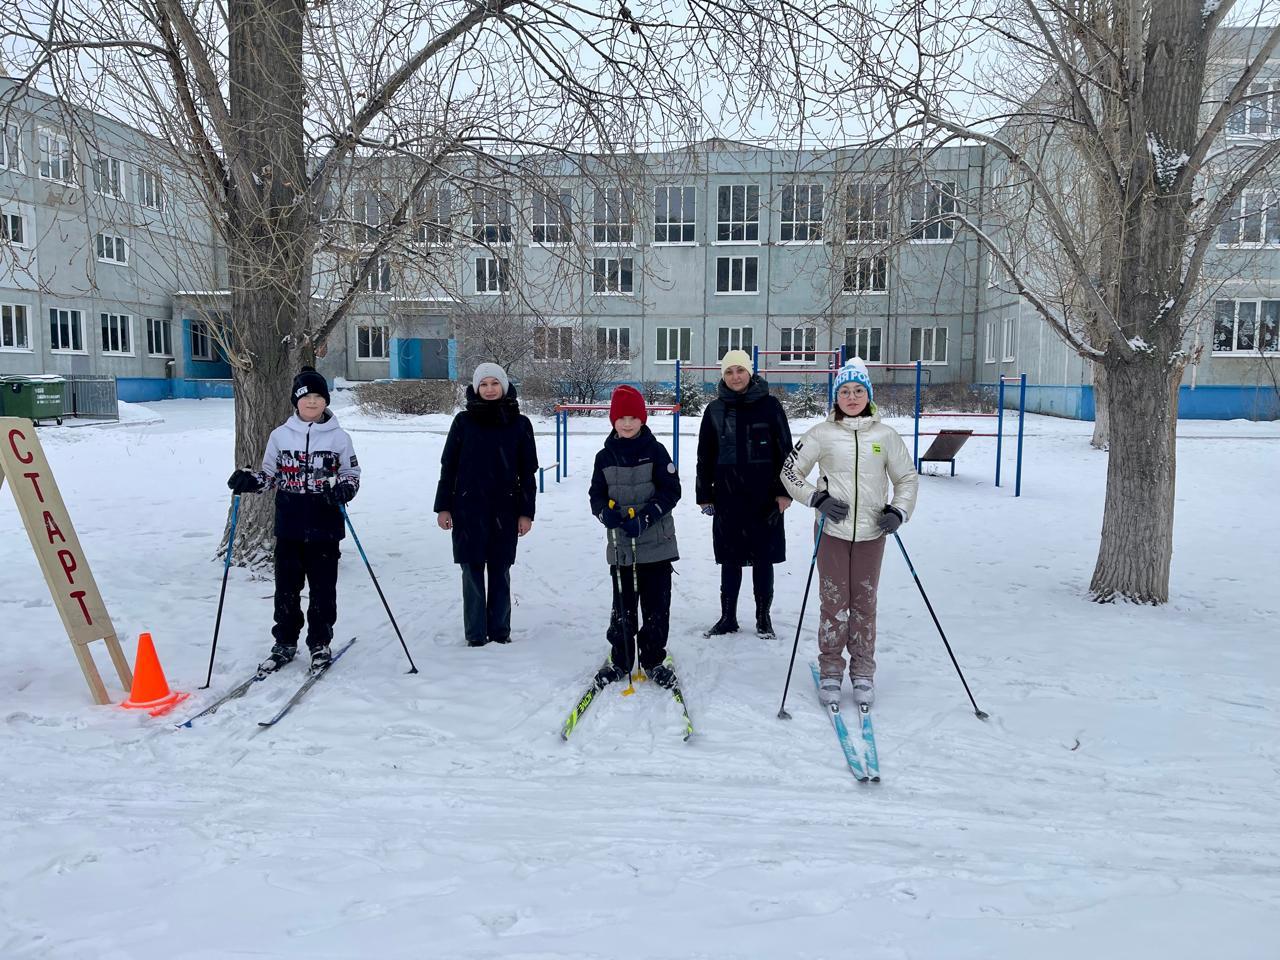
top-left (227, 366), bottom-right (361, 671)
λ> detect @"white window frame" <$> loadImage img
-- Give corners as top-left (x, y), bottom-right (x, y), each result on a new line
top-left (717, 325), bottom-right (753, 360)
top-left (361, 256), bottom-right (392, 293)
top-left (1001, 316), bottom-right (1016, 362)
top-left (779, 326), bottom-right (818, 364)
top-left (909, 181), bottom-right (957, 243)
top-left (137, 167), bottom-right (163, 211)
top-left (415, 187), bottom-right (452, 246)
top-left (715, 254), bottom-right (759, 295)
top-left (0, 124), bottom-right (20, 173)
top-left (95, 155), bottom-right (125, 200)
top-left (592, 186), bottom-right (633, 245)
top-left (1226, 79), bottom-right (1280, 137)
top-left (49, 308), bottom-right (86, 353)
top-left (655, 326), bottom-right (692, 364)
top-left (653, 185), bottom-right (696, 244)
top-left (96, 232), bottom-right (129, 265)
top-left (842, 255), bottom-right (887, 294)
top-left (38, 128), bottom-right (75, 184)
top-left (984, 320), bottom-right (997, 363)
top-left (190, 320), bottom-right (215, 361)
top-left (780, 183), bottom-right (824, 243)
top-left (1217, 189), bottom-right (1280, 247)
top-left (474, 256), bottom-right (508, 295)
top-left (592, 256), bottom-right (634, 295)
top-left (845, 182), bottom-right (890, 242)
top-left (145, 317), bottom-right (173, 357)
top-left (716, 184), bottom-right (760, 244)
top-left (910, 326), bottom-right (949, 364)
top-left (1213, 299), bottom-right (1280, 355)
top-left (597, 326), bottom-right (631, 362)
top-left (533, 325), bottom-right (574, 361)
top-left (1, 209), bottom-right (27, 247)
top-left (100, 312), bottom-right (134, 356)
top-left (1, 304), bottom-right (31, 351)
top-left (844, 326), bottom-right (883, 364)
top-left (532, 189), bottom-right (572, 246)
top-left (471, 188), bottom-right (513, 245)
top-left (357, 324), bottom-right (390, 361)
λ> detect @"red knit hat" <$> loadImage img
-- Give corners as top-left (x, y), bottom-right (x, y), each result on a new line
top-left (609, 384), bottom-right (648, 425)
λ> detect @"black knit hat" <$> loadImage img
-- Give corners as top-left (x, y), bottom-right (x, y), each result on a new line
top-left (291, 366), bottom-right (330, 406)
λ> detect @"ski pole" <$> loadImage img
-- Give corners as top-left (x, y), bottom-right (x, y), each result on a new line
top-left (628, 510), bottom-right (642, 687)
top-left (341, 505), bottom-right (419, 674)
top-left (607, 521), bottom-right (635, 696)
top-left (892, 532), bottom-right (988, 720)
top-left (202, 493), bottom-right (241, 689)
top-left (777, 515), bottom-right (826, 719)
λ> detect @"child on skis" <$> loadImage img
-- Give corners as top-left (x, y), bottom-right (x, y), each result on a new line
top-left (226, 366), bottom-right (361, 672)
top-left (434, 362), bottom-right (538, 646)
top-left (780, 358), bottom-right (917, 708)
top-left (588, 385), bottom-right (682, 689)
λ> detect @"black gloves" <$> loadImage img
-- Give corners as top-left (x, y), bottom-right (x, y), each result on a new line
top-left (877, 504), bottom-right (905, 535)
top-left (227, 469), bottom-right (263, 494)
top-left (700, 504), bottom-right (715, 516)
top-left (810, 490), bottom-right (850, 525)
top-left (621, 503), bottom-right (661, 539)
top-left (599, 505), bottom-right (625, 529)
top-left (324, 480), bottom-right (357, 506)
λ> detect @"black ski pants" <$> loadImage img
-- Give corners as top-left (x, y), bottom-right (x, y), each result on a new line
top-left (461, 562), bottom-right (512, 645)
top-left (272, 537), bottom-right (340, 651)
top-left (607, 559), bottom-right (672, 673)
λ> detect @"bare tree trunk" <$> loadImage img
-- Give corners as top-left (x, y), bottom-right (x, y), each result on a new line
top-left (1089, 360), bottom-right (1110, 450)
top-left (1089, 355), bottom-right (1181, 604)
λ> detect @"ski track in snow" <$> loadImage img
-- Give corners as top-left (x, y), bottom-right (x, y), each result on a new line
top-left (1, 399), bottom-right (1278, 959)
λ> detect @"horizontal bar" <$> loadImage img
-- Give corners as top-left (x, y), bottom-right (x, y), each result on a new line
top-left (919, 431), bottom-right (999, 437)
top-left (919, 412), bottom-right (999, 418)
top-left (554, 404), bottom-right (681, 411)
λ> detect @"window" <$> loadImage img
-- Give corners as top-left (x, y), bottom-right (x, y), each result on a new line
top-left (1226, 79), bottom-right (1280, 136)
top-left (1214, 299), bottom-right (1280, 354)
top-left (96, 232), bottom-right (128, 264)
top-left (475, 257), bottom-right (508, 294)
top-left (0, 124), bottom-right (18, 172)
top-left (718, 325), bottom-right (753, 359)
top-left (38, 129), bottom-right (74, 183)
top-left (716, 184), bottom-right (760, 242)
top-left (533, 326), bottom-right (574, 361)
top-left (95, 156), bottom-right (125, 199)
top-left (656, 326), bottom-right (692, 363)
top-left (472, 188), bottom-right (513, 244)
top-left (845, 183), bottom-right (890, 242)
top-left (532, 189), bottom-right (572, 245)
top-left (592, 186), bottom-right (633, 244)
top-left (843, 255), bottom-right (887, 293)
top-left (654, 186), bottom-right (696, 243)
top-left (1, 210), bottom-right (25, 246)
top-left (49, 308), bottom-right (85, 352)
top-left (988, 247), bottom-right (1012, 287)
top-left (984, 320), bottom-right (997, 363)
top-left (1002, 317), bottom-right (1016, 361)
top-left (592, 256), bottom-right (634, 294)
top-left (355, 190), bottom-right (389, 244)
top-left (909, 181), bottom-right (957, 241)
top-left (190, 320), bottom-right (214, 360)
top-left (415, 187), bottom-right (452, 245)
top-left (361, 256), bottom-right (392, 293)
top-left (100, 312), bottom-right (132, 355)
top-left (779, 326), bottom-right (817, 363)
top-left (137, 167), bottom-right (163, 210)
top-left (357, 324), bottom-right (390, 360)
top-left (1218, 190), bottom-right (1280, 246)
top-left (715, 255), bottom-right (759, 294)
top-left (844, 326), bottom-right (882, 363)
top-left (780, 184), bottom-right (823, 242)
top-left (1, 304), bottom-right (30, 350)
top-left (910, 326), bottom-right (949, 363)
top-left (146, 317), bottom-right (173, 357)
top-left (597, 326), bottom-right (631, 361)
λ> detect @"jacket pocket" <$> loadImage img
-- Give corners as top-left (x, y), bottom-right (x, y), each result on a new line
top-left (747, 423), bottom-right (773, 463)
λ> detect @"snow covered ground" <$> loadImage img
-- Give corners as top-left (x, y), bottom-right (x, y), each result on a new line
top-left (1, 395), bottom-right (1278, 959)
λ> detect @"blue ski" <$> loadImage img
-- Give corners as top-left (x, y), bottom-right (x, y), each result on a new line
top-left (858, 703), bottom-right (881, 782)
top-left (176, 667), bottom-right (273, 728)
top-left (257, 638), bottom-right (356, 728)
top-left (810, 662), bottom-right (868, 782)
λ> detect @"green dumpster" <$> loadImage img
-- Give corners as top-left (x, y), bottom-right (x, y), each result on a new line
top-left (1, 375), bottom-right (65, 425)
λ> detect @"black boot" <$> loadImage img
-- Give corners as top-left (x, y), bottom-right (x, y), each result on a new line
top-left (755, 595), bottom-right (775, 639)
top-left (703, 594), bottom-right (739, 637)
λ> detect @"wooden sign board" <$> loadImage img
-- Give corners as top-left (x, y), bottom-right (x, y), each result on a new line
top-left (0, 417), bottom-right (131, 704)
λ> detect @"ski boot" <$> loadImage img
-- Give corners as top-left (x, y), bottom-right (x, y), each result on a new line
top-left (309, 644), bottom-right (333, 670)
top-left (818, 675), bottom-right (842, 707)
top-left (851, 675), bottom-right (874, 707)
top-left (593, 661), bottom-right (627, 689)
top-left (645, 662), bottom-right (677, 689)
top-left (260, 643), bottom-right (296, 673)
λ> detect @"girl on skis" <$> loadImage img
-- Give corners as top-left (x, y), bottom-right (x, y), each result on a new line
top-left (780, 358), bottom-right (918, 708)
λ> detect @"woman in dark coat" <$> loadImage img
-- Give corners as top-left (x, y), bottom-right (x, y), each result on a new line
top-left (434, 363), bottom-right (538, 646)
top-left (695, 349), bottom-right (793, 638)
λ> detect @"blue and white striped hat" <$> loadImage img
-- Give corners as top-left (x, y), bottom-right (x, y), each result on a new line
top-left (832, 357), bottom-right (873, 401)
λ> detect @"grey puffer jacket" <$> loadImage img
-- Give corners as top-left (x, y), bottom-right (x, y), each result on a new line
top-left (588, 426), bottom-right (681, 566)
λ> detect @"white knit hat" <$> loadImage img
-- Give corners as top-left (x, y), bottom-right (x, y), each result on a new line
top-left (472, 362), bottom-right (509, 394)
top-left (720, 349), bottom-right (753, 377)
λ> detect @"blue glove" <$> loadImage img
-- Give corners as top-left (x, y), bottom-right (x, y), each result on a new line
top-left (700, 504), bottom-right (715, 516)
top-left (622, 504), bottom-right (661, 539)
top-left (876, 504), bottom-right (904, 534)
top-left (599, 506), bottom-right (625, 529)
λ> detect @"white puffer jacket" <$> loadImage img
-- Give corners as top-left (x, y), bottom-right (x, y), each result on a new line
top-left (781, 409), bottom-right (918, 542)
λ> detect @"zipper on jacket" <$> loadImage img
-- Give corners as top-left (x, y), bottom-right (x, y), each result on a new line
top-left (852, 424), bottom-right (861, 537)
top-left (304, 422), bottom-right (313, 493)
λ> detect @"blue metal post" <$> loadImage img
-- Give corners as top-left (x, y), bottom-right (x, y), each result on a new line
top-left (752, 345), bottom-right (760, 373)
top-left (562, 409), bottom-right (569, 478)
top-left (996, 378), bottom-right (1006, 488)
top-left (913, 360), bottom-right (922, 469)
top-left (1015, 374), bottom-right (1026, 497)
top-left (673, 404), bottom-right (680, 470)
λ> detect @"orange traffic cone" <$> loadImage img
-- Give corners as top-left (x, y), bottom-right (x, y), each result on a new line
top-left (120, 632), bottom-right (189, 717)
